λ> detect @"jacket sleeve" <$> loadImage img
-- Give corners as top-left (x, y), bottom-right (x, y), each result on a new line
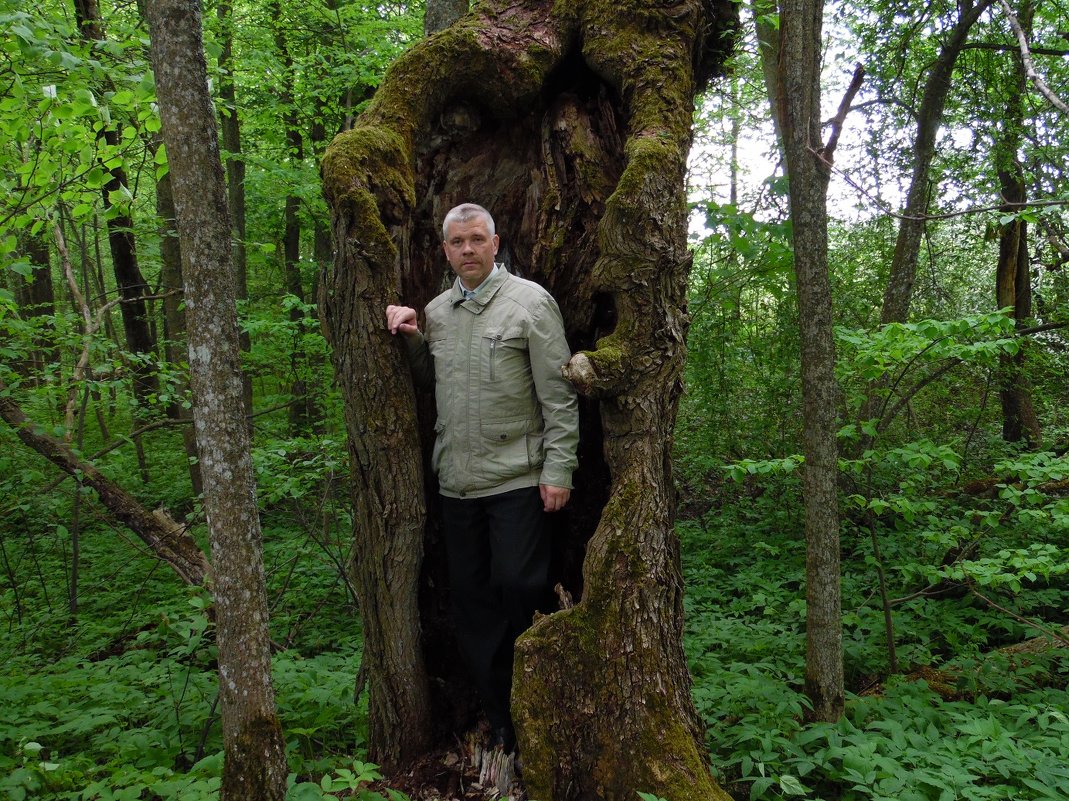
top-left (528, 294), bottom-right (579, 488)
top-left (401, 331), bottom-right (435, 391)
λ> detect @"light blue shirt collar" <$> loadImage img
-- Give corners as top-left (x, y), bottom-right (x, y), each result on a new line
top-left (460, 264), bottom-right (500, 301)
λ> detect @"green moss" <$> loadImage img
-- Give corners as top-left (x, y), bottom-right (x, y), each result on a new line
top-left (321, 126), bottom-right (414, 215)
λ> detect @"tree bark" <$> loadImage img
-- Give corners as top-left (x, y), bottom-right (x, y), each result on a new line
top-left (753, 0), bottom-right (784, 154)
top-left (777, 0), bottom-right (845, 722)
top-left (144, 0), bottom-right (288, 798)
top-left (319, 0), bottom-right (737, 795)
top-left (880, 0), bottom-right (996, 325)
top-left (11, 230), bottom-right (58, 381)
top-left (155, 164), bottom-right (203, 495)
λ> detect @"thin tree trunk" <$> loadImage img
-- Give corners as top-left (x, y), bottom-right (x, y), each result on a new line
top-left (777, 0), bottom-right (845, 723)
top-left (880, 0), bottom-right (996, 325)
top-left (996, 0), bottom-right (1041, 447)
top-left (145, 0), bottom-right (288, 798)
top-left (753, 0), bottom-right (784, 154)
top-left (156, 163), bottom-right (203, 495)
top-left (12, 230), bottom-right (58, 381)
top-left (216, 0), bottom-right (254, 420)
top-left (271, 0), bottom-right (317, 431)
top-left (72, 0), bottom-right (160, 408)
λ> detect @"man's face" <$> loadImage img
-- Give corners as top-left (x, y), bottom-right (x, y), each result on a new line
top-left (443, 216), bottom-right (499, 290)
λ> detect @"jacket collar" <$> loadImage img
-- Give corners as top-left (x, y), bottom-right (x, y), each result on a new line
top-left (451, 263), bottom-right (508, 312)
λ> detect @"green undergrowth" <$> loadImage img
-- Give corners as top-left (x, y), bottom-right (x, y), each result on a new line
top-left (682, 465), bottom-right (1069, 801)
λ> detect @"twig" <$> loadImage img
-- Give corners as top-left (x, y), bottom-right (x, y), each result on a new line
top-left (971, 587), bottom-right (1069, 647)
top-left (997, 0), bottom-right (1069, 113)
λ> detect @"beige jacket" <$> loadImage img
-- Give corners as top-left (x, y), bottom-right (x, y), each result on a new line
top-left (406, 267), bottom-right (579, 498)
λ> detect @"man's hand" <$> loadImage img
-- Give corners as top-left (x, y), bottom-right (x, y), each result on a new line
top-left (386, 305), bottom-right (420, 336)
top-left (540, 484), bottom-right (571, 513)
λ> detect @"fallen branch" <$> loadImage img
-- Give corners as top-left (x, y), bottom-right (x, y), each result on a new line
top-left (0, 382), bottom-right (211, 586)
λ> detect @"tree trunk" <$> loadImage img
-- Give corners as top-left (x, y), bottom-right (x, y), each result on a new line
top-left (753, 0), bottom-right (784, 154)
top-left (12, 230), bottom-right (58, 381)
top-left (879, 0), bottom-right (996, 325)
top-left (777, 0), bottom-right (845, 723)
top-left (155, 163), bottom-right (203, 495)
top-left (72, 0), bottom-right (160, 408)
top-left (144, 0), bottom-right (288, 798)
top-left (319, 0), bottom-right (737, 795)
top-left (216, 0), bottom-right (254, 421)
top-left (271, 1), bottom-right (319, 432)
top-left (996, 0), bottom-right (1042, 447)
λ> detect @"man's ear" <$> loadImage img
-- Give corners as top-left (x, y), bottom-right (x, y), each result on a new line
top-left (492, 234), bottom-right (500, 254)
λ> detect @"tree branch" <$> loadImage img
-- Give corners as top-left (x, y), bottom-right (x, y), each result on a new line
top-left (821, 63), bottom-right (866, 164)
top-left (997, 0), bottom-right (1069, 113)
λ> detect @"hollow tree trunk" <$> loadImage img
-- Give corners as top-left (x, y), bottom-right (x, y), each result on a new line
top-left (319, 0), bottom-right (737, 795)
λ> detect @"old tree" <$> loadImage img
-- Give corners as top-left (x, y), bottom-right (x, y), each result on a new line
top-left (318, 0), bottom-right (738, 798)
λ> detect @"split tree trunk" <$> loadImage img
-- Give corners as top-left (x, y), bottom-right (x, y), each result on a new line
top-left (319, 0), bottom-right (737, 796)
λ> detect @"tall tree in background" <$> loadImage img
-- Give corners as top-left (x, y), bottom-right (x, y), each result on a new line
top-left (995, 0), bottom-right (1042, 446)
top-left (72, 0), bottom-right (159, 406)
top-left (776, 0), bottom-right (845, 722)
top-left (880, 0), bottom-right (996, 325)
top-left (217, 0), bottom-right (254, 419)
top-left (144, 0), bottom-right (288, 798)
top-left (320, 0), bottom-right (738, 795)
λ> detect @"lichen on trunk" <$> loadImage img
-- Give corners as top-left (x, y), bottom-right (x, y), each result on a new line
top-left (319, 0), bottom-right (738, 795)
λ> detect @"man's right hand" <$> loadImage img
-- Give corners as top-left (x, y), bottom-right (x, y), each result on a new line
top-left (386, 305), bottom-right (420, 336)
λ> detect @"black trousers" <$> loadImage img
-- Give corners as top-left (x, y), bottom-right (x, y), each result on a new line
top-left (441, 486), bottom-right (549, 733)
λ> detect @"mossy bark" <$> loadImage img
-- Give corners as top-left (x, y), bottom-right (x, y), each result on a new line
top-left (320, 0), bottom-right (737, 795)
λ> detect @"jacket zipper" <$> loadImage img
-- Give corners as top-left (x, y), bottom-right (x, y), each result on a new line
top-left (489, 334), bottom-right (501, 380)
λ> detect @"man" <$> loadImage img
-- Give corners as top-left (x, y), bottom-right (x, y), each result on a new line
top-left (386, 203), bottom-right (579, 753)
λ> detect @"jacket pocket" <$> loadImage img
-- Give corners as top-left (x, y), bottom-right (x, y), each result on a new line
top-left (482, 327), bottom-right (528, 383)
top-left (475, 417), bottom-right (531, 482)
